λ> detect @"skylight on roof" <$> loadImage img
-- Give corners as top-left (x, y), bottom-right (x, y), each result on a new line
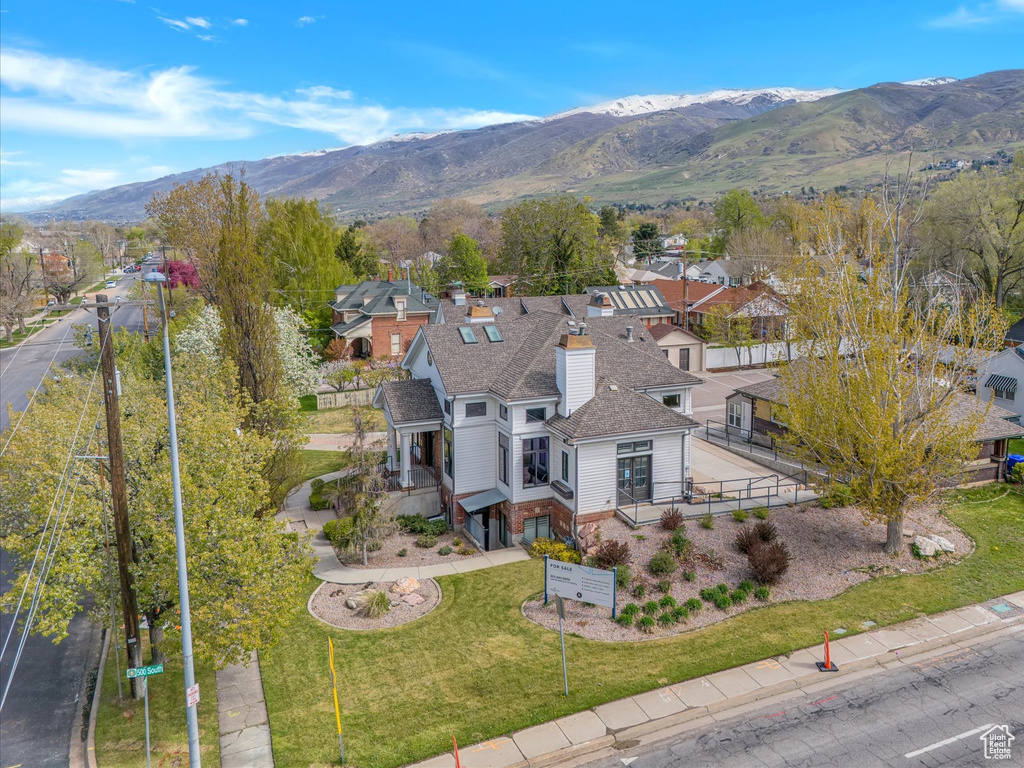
top-left (484, 325), bottom-right (503, 342)
top-left (459, 327), bottom-right (478, 344)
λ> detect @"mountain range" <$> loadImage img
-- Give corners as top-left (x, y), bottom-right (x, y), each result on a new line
top-left (38, 70), bottom-right (1024, 222)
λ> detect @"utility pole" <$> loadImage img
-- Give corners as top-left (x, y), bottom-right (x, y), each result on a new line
top-left (141, 282), bottom-right (151, 342)
top-left (97, 293), bottom-right (144, 698)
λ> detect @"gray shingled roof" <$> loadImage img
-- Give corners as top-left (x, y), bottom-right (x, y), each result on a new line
top-left (731, 375), bottom-right (1024, 443)
top-left (418, 311), bottom-right (702, 399)
top-left (584, 285), bottom-right (673, 317)
top-left (547, 380), bottom-right (699, 439)
top-left (330, 315), bottom-right (371, 336)
top-left (331, 280), bottom-right (438, 316)
top-left (379, 379), bottom-right (443, 424)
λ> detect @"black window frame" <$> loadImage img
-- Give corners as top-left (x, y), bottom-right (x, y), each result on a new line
top-left (444, 399), bottom-right (452, 416)
top-left (484, 324), bottom-right (503, 342)
top-left (662, 393), bottom-right (681, 408)
top-left (561, 450), bottom-right (569, 482)
top-left (525, 407), bottom-right (546, 424)
top-left (499, 404), bottom-right (508, 420)
top-left (459, 327), bottom-right (478, 344)
top-left (466, 401), bottom-right (487, 417)
top-left (522, 436), bottom-right (549, 487)
top-left (498, 433), bottom-right (509, 485)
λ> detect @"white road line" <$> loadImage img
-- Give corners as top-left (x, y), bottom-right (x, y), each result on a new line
top-left (904, 723), bottom-right (993, 758)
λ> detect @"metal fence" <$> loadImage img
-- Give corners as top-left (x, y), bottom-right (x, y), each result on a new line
top-left (374, 462), bottom-right (439, 493)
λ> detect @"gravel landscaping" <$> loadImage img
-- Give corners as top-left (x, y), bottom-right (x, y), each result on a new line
top-left (522, 501), bottom-right (971, 641)
top-left (332, 527), bottom-right (479, 569)
top-left (309, 578), bottom-right (441, 630)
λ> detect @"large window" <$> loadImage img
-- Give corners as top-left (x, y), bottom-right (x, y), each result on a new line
top-left (466, 401), bottom-right (487, 417)
top-left (994, 387), bottom-right (1015, 402)
top-left (727, 402), bottom-right (743, 428)
top-left (443, 427), bottom-right (453, 477)
top-left (390, 332), bottom-right (401, 356)
top-left (498, 433), bottom-right (509, 485)
top-left (523, 515), bottom-right (550, 545)
top-left (662, 393), bottom-right (681, 408)
top-left (522, 437), bottom-right (549, 487)
top-left (526, 407), bottom-right (546, 423)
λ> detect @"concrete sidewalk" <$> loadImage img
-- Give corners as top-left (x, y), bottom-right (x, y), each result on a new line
top-left (216, 652), bottom-right (274, 767)
top-left (276, 470), bottom-right (531, 585)
top-left (407, 592), bottom-right (1024, 768)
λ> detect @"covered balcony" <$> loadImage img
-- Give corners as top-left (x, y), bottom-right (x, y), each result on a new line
top-left (372, 379), bottom-right (443, 493)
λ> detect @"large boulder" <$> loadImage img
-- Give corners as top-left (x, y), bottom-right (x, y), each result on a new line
top-left (925, 534), bottom-right (955, 553)
top-left (914, 536), bottom-right (940, 557)
top-left (391, 577), bottom-right (420, 595)
top-left (402, 593), bottom-right (425, 606)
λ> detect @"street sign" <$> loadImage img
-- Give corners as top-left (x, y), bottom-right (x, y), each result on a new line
top-left (545, 559), bottom-right (616, 609)
top-left (127, 664), bottom-right (164, 679)
top-left (186, 683), bottom-right (200, 707)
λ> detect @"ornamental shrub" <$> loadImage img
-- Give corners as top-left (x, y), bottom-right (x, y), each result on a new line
top-left (699, 587), bottom-right (717, 602)
top-left (351, 589), bottom-right (390, 618)
top-left (637, 616), bottom-right (656, 633)
top-left (817, 484), bottom-right (853, 509)
top-left (685, 598), bottom-right (702, 612)
top-left (632, 583), bottom-right (647, 599)
top-left (672, 606), bottom-right (689, 622)
top-left (713, 594), bottom-right (733, 610)
top-left (643, 600), bottom-right (661, 615)
top-left (397, 514), bottom-right (448, 536)
top-left (322, 517), bottom-right (353, 548)
top-left (753, 520), bottom-right (778, 543)
top-left (529, 537), bottom-right (582, 564)
top-left (416, 534), bottom-right (438, 548)
top-left (660, 508), bottom-right (684, 531)
top-left (397, 548), bottom-right (407, 557)
top-left (700, 513), bottom-right (715, 529)
top-left (669, 530), bottom-right (691, 558)
top-left (748, 541), bottom-right (790, 585)
top-left (752, 506), bottom-right (770, 520)
top-left (739, 579), bottom-right (755, 593)
top-left (658, 611), bottom-right (675, 626)
top-left (714, 583), bottom-right (730, 597)
top-left (621, 602), bottom-right (641, 617)
top-left (754, 585), bottom-right (771, 601)
top-left (648, 551), bottom-right (677, 576)
top-left (616, 613), bottom-right (634, 627)
top-left (732, 509), bottom-right (749, 522)
top-left (656, 580), bottom-right (672, 594)
top-left (731, 589), bottom-right (748, 604)
top-left (593, 539), bottom-right (631, 569)
top-left (616, 564), bottom-right (632, 589)
top-left (438, 545), bottom-right (453, 556)
top-left (659, 595), bottom-right (677, 609)
top-left (683, 570), bottom-right (696, 582)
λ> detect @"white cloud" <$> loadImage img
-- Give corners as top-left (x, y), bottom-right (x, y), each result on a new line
top-left (197, 34), bottom-right (216, 42)
top-left (140, 165), bottom-right (174, 177)
top-left (928, 0), bottom-right (1024, 26)
top-left (158, 16), bottom-right (191, 31)
top-left (231, 18), bottom-right (248, 26)
top-left (185, 16), bottom-right (211, 28)
top-left (60, 168), bottom-right (121, 189)
top-left (0, 150), bottom-right (38, 167)
top-left (296, 15), bottom-right (317, 26)
top-left (0, 48), bottom-right (539, 146)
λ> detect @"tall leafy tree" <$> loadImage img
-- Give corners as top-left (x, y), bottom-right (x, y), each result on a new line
top-left (714, 189), bottom-right (767, 238)
top-left (336, 225), bottom-right (380, 280)
top-left (498, 195), bottom-right (613, 295)
top-left (261, 198), bottom-right (354, 314)
top-left (437, 233), bottom-right (488, 293)
top-left (0, 343), bottom-right (313, 668)
top-left (632, 222), bottom-right (663, 262)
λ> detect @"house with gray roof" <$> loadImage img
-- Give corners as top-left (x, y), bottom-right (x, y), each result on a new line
top-left (725, 371), bottom-right (1023, 483)
top-left (977, 346), bottom-right (1024, 420)
top-left (329, 280), bottom-right (439, 358)
top-left (372, 307), bottom-right (702, 550)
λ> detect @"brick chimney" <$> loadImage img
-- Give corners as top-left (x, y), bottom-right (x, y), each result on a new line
top-left (555, 327), bottom-right (596, 417)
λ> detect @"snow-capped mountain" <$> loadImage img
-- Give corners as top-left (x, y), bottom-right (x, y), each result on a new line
top-left (546, 87), bottom-right (843, 120)
top-left (902, 77), bottom-right (958, 86)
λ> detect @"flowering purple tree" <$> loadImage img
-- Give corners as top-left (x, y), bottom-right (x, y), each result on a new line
top-left (167, 260), bottom-right (200, 291)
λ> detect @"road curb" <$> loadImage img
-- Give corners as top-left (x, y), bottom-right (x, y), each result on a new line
top-left (84, 627), bottom-right (110, 768)
top-left (553, 613), bottom-right (1024, 766)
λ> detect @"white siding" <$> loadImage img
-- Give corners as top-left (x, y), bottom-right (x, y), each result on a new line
top-left (577, 441), bottom-right (617, 513)
top-left (555, 346), bottom-right (596, 416)
top-left (406, 338), bottom-right (447, 406)
top-left (652, 433), bottom-right (684, 499)
top-left (511, 428), bottom-right (557, 503)
top-left (452, 422), bottom-right (496, 495)
top-left (683, 432), bottom-right (691, 478)
top-left (977, 348), bottom-right (1024, 418)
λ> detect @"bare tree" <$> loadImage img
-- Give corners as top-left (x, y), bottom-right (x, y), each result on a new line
top-left (0, 217), bottom-right (36, 342)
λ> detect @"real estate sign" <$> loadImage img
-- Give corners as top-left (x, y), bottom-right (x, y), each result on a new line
top-left (545, 559), bottom-right (615, 609)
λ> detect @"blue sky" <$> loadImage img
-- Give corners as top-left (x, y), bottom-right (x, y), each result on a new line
top-left (1, 0), bottom-right (1021, 211)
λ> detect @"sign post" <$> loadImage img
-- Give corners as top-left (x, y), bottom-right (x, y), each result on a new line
top-left (127, 665), bottom-right (164, 768)
top-left (328, 637), bottom-right (344, 763)
top-left (556, 596), bottom-right (568, 697)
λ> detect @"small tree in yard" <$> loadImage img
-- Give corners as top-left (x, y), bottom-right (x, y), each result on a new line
top-left (777, 184), bottom-right (1006, 554)
top-left (703, 304), bottom-right (753, 368)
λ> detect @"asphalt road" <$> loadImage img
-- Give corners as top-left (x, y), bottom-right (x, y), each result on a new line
top-left (582, 630), bottom-right (1024, 767)
top-left (0, 272), bottom-right (146, 768)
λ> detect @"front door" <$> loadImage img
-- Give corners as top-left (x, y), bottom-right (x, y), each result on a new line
top-left (617, 455), bottom-right (652, 505)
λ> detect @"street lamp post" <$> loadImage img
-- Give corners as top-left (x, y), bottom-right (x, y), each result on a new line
top-left (144, 271), bottom-right (201, 767)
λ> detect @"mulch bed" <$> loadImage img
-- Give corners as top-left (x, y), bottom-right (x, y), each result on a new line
top-left (309, 579), bottom-right (440, 630)
top-left (333, 528), bottom-right (478, 569)
top-left (522, 501), bottom-right (971, 642)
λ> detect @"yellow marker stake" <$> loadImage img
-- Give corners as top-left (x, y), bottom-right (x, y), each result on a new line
top-left (329, 638), bottom-right (344, 763)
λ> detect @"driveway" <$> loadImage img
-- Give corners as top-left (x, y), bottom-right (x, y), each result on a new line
top-left (691, 369), bottom-right (775, 426)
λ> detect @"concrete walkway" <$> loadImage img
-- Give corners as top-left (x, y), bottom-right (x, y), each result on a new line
top-left (305, 431), bottom-right (386, 451)
top-left (276, 470), bottom-right (531, 585)
top-left (216, 652), bottom-right (274, 767)
top-left (407, 591), bottom-right (1024, 768)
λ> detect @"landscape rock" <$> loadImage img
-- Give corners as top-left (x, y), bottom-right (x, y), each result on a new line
top-left (402, 593), bottom-right (425, 606)
top-left (345, 597), bottom-right (357, 610)
top-left (391, 577), bottom-right (420, 595)
top-left (913, 536), bottom-right (940, 557)
top-left (925, 534), bottom-right (955, 553)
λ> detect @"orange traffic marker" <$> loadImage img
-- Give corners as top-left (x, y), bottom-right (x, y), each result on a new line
top-left (816, 629), bottom-right (839, 672)
top-left (453, 735), bottom-right (462, 768)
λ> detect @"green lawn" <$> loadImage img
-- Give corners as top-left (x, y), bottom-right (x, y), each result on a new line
top-left (1008, 438), bottom-right (1024, 456)
top-left (295, 449), bottom-right (352, 484)
top-left (94, 633), bottom-right (221, 767)
top-left (260, 485), bottom-right (1024, 768)
top-left (303, 405), bottom-right (386, 434)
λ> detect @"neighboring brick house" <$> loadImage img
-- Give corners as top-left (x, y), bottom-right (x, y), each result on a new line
top-left (687, 285), bottom-right (788, 340)
top-left (373, 306), bottom-right (702, 551)
top-left (329, 280), bottom-right (439, 358)
top-left (724, 374), bottom-right (1023, 483)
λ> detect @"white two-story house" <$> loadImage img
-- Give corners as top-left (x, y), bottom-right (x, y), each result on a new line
top-left (373, 305), bottom-right (702, 550)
